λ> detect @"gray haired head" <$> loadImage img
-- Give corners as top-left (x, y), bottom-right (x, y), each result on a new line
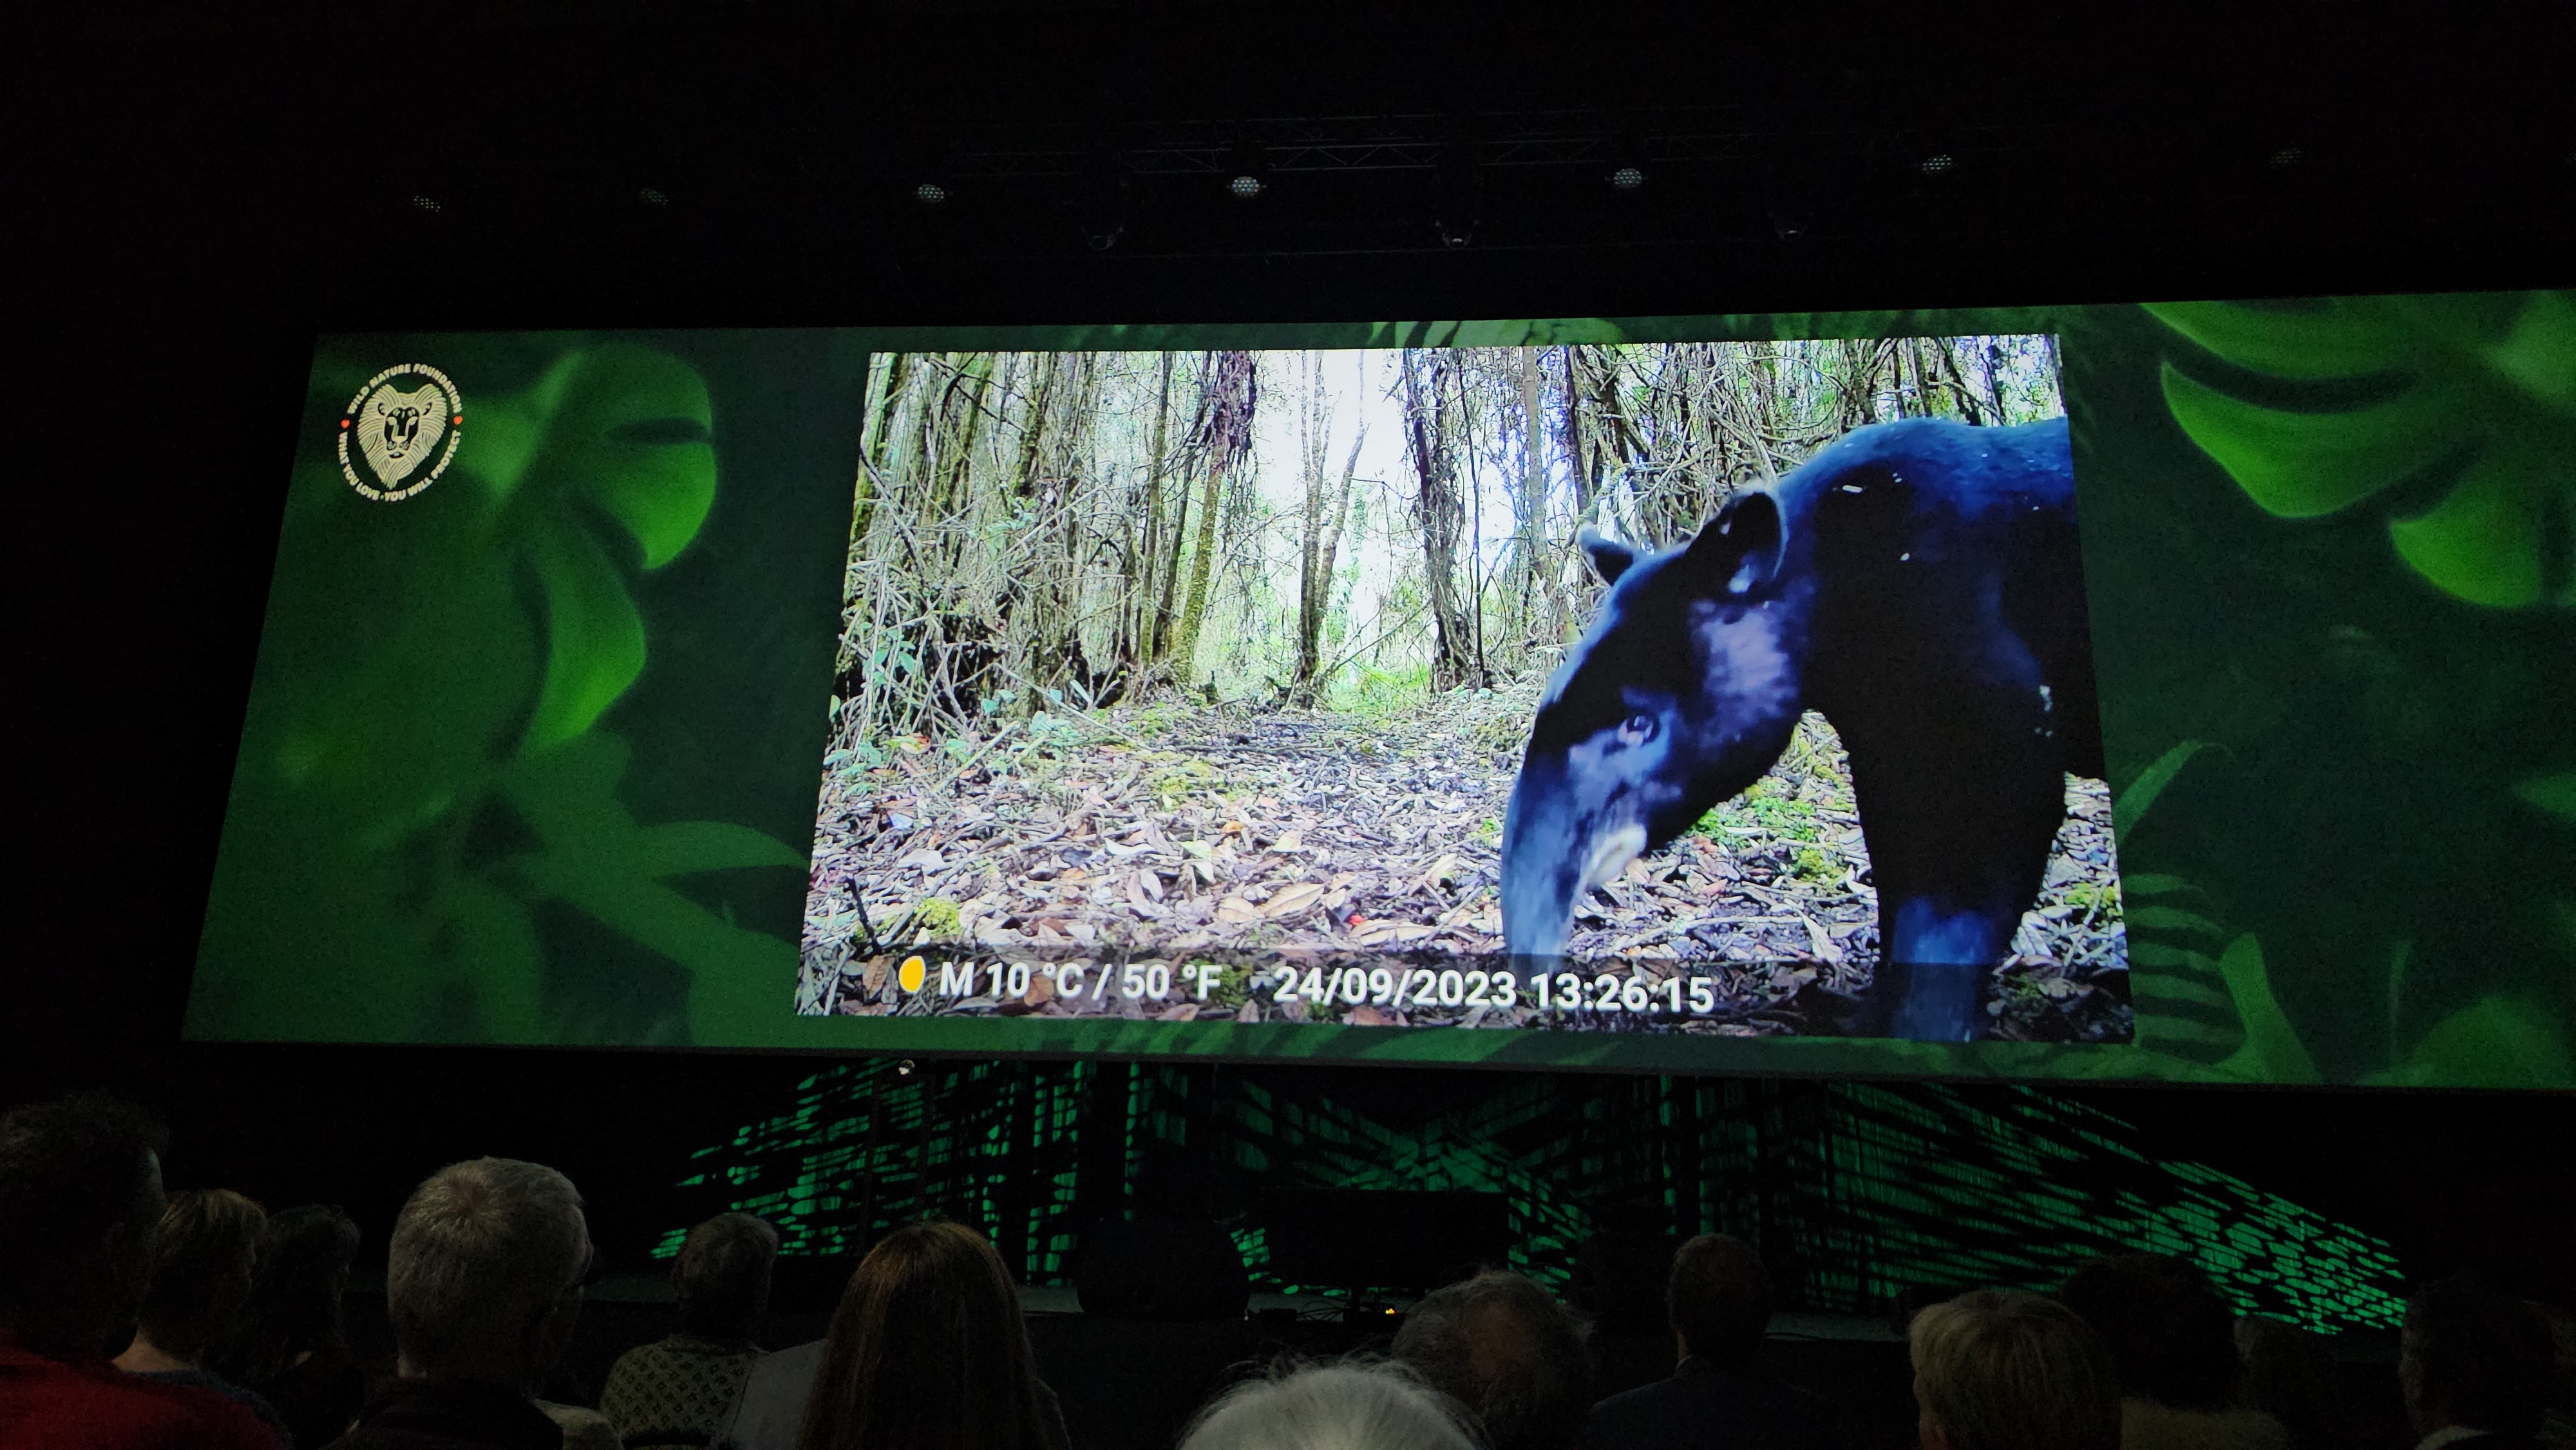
top-left (387, 1156), bottom-right (587, 1385)
top-left (673, 1212), bottom-right (779, 1341)
top-left (1182, 1362), bottom-right (1480, 1450)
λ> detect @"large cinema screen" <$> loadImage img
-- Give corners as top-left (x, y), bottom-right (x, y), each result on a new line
top-left (186, 299), bottom-right (2575, 1086)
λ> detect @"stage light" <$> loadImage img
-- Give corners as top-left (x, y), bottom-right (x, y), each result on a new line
top-left (638, 186), bottom-right (670, 207)
top-left (1082, 150), bottom-right (1131, 251)
top-left (1770, 209), bottom-right (1808, 241)
top-left (1224, 140), bottom-right (1270, 202)
top-left (411, 194), bottom-right (442, 212)
top-left (914, 180), bottom-right (950, 207)
top-left (2268, 146), bottom-right (2306, 170)
top-left (1434, 142), bottom-right (1482, 247)
top-left (1604, 132), bottom-right (1650, 194)
top-left (1917, 152), bottom-right (1956, 177)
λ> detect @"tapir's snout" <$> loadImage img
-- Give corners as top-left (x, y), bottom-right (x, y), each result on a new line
top-left (1499, 753), bottom-right (1649, 964)
top-left (1500, 766), bottom-right (1580, 961)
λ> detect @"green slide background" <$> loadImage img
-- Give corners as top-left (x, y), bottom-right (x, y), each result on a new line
top-left (187, 299), bottom-right (2574, 1086)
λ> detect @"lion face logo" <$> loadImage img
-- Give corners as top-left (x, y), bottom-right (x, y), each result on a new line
top-left (338, 365), bottom-right (462, 501)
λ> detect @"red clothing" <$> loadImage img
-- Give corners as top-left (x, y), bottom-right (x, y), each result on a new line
top-left (0, 1330), bottom-right (283, 1450)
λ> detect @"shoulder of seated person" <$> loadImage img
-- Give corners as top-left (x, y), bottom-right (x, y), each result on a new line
top-left (131, 1373), bottom-right (287, 1448)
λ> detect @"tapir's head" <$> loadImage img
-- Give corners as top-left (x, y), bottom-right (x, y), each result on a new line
top-left (1501, 492), bottom-right (1808, 960)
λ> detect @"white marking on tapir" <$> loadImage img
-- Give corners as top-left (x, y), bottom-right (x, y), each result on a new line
top-left (1582, 821), bottom-right (1648, 892)
top-left (1893, 899), bottom-right (1995, 965)
top-left (1687, 600), bottom-right (1799, 730)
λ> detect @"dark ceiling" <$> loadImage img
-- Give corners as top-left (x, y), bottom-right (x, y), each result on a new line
top-left (18, 0), bottom-right (2572, 325)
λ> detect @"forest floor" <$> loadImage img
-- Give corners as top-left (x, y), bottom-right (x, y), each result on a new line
top-left (798, 692), bottom-right (2130, 1041)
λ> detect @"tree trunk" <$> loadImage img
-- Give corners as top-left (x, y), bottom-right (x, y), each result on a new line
top-left (853, 352), bottom-right (913, 545)
top-left (1402, 350), bottom-right (1479, 692)
top-left (1129, 352), bottom-right (1175, 670)
top-left (1292, 356), bottom-right (1363, 704)
top-left (1168, 351), bottom-right (1256, 686)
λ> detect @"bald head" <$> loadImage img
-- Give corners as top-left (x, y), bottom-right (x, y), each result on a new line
top-left (1668, 1234), bottom-right (1774, 1367)
top-left (1394, 1271), bottom-right (1592, 1450)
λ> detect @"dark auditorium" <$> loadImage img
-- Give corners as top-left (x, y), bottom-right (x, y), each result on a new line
top-left (9, 3), bottom-right (2571, 1450)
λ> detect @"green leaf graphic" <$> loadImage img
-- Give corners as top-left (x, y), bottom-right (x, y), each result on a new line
top-left (2146, 293), bottom-right (2576, 608)
top-left (2211, 935), bottom-right (2322, 1084)
top-left (2381, 997), bottom-right (2574, 1088)
top-left (2113, 738), bottom-right (2216, 840)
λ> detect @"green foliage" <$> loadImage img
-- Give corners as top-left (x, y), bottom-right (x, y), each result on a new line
top-left (1327, 661), bottom-right (1432, 719)
top-left (194, 337), bottom-right (804, 1044)
top-left (2372, 996), bottom-right (2575, 1088)
top-left (1697, 775), bottom-right (1825, 843)
top-left (913, 897), bottom-right (963, 936)
top-left (2208, 936), bottom-right (2322, 1084)
top-left (2112, 739), bottom-right (2218, 842)
top-left (2148, 293), bottom-right (2576, 608)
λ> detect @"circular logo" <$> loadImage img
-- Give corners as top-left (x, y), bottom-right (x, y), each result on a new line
top-left (338, 364), bottom-right (462, 502)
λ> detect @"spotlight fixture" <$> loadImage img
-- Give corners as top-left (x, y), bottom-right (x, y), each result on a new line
top-left (1224, 140), bottom-right (1269, 201)
top-left (1917, 151), bottom-right (1956, 177)
top-left (410, 194), bottom-right (442, 212)
top-left (1434, 142), bottom-right (1482, 248)
top-left (2268, 145), bottom-right (2306, 170)
top-left (913, 180), bottom-right (950, 207)
top-left (1081, 149), bottom-right (1130, 250)
top-left (637, 186), bottom-right (670, 207)
top-left (1768, 209), bottom-right (1808, 241)
top-left (1604, 132), bottom-right (1649, 194)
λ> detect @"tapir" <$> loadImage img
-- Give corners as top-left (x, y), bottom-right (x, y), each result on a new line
top-left (1499, 415), bottom-right (2102, 1040)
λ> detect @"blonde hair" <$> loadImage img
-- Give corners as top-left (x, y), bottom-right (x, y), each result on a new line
top-left (1909, 1290), bottom-right (2119, 1450)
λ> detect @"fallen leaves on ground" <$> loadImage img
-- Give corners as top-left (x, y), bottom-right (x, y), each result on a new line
top-left (795, 697), bottom-right (2130, 1042)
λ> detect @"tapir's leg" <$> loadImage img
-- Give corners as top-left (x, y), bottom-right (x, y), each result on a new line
top-left (1837, 711), bottom-right (2067, 1042)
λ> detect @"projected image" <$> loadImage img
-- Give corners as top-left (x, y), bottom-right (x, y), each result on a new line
top-left (799, 337), bottom-right (2129, 1042)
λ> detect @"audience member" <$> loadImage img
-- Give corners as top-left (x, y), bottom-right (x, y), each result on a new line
top-left (1393, 1270), bottom-right (1593, 1450)
top-left (327, 1156), bottom-right (592, 1450)
top-left (601, 1211), bottom-right (781, 1445)
top-left (1582, 1234), bottom-right (1839, 1450)
top-left (1180, 1362), bottom-right (1479, 1450)
top-left (1, 1093), bottom-right (283, 1449)
top-left (1909, 1290), bottom-right (2121, 1450)
top-left (534, 1397), bottom-right (623, 1450)
top-left (2399, 1276), bottom-right (2555, 1450)
top-left (115, 1187), bottom-right (295, 1445)
top-left (2060, 1254), bottom-right (2287, 1450)
top-left (2523, 1300), bottom-right (2574, 1450)
top-left (2233, 1317), bottom-right (2344, 1450)
top-left (220, 1205), bottom-right (370, 1450)
top-left (797, 1221), bottom-right (1072, 1450)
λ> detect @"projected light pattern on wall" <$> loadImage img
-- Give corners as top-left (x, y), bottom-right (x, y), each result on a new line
top-left (663, 1066), bottom-right (2404, 1333)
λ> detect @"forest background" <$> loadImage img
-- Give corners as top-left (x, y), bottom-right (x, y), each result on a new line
top-left (801, 337), bottom-right (2130, 1041)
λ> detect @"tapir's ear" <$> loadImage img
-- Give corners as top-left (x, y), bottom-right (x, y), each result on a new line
top-left (1578, 527), bottom-right (1642, 585)
top-left (1681, 491), bottom-right (1784, 595)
